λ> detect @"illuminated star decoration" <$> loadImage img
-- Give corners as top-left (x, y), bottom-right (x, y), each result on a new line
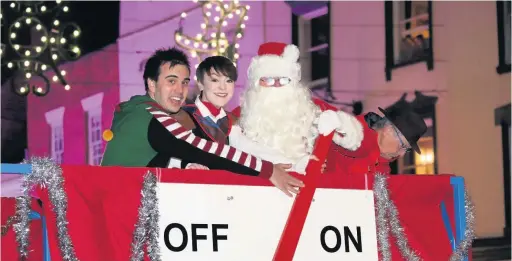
top-left (174, 0), bottom-right (249, 80)
top-left (1, 0), bottom-right (81, 96)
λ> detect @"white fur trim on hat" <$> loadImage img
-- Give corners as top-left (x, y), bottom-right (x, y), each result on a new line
top-left (282, 44), bottom-right (300, 62)
top-left (247, 44), bottom-right (301, 83)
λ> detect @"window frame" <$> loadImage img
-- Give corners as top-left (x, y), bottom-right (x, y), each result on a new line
top-left (81, 92), bottom-right (104, 166)
top-left (496, 0), bottom-right (511, 74)
top-left (86, 111), bottom-right (103, 166)
top-left (398, 122), bottom-right (436, 175)
top-left (292, 2), bottom-right (331, 92)
top-left (51, 125), bottom-right (65, 164)
top-left (44, 106), bottom-right (65, 164)
top-left (384, 0), bottom-right (434, 81)
top-left (494, 103), bottom-right (511, 241)
top-left (389, 92), bottom-right (438, 175)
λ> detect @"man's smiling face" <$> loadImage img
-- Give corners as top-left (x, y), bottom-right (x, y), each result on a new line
top-left (147, 62), bottom-right (190, 113)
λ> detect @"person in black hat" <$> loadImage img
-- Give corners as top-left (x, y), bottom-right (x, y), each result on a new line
top-left (323, 103), bottom-right (427, 175)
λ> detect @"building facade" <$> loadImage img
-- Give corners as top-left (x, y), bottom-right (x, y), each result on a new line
top-left (296, 1), bottom-right (509, 243)
top-left (27, 1), bottom-right (510, 243)
top-left (27, 44), bottom-right (120, 165)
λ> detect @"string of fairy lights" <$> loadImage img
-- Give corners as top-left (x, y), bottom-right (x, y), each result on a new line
top-left (1, 0), bottom-right (81, 97)
top-left (2, 0), bottom-right (246, 95)
top-left (174, 0), bottom-right (249, 76)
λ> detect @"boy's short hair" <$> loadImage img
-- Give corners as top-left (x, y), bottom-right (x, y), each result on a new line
top-left (196, 56), bottom-right (237, 84)
top-left (143, 47), bottom-right (190, 91)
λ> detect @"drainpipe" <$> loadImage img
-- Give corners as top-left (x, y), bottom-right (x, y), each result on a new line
top-left (262, 2), bottom-right (266, 42)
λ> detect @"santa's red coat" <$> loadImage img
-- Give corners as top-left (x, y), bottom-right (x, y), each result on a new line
top-left (309, 98), bottom-right (392, 175)
top-left (232, 98), bottom-right (392, 175)
top-left (324, 114), bottom-right (392, 175)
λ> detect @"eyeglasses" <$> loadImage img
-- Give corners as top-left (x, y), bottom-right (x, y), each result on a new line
top-left (392, 126), bottom-right (411, 153)
top-left (259, 77), bottom-right (292, 87)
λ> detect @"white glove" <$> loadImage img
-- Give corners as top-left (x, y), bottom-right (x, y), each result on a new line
top-left (317, 110), bottom-right (342, 135)
top-left (332, 111), bottom-right (364, 151)
top-left (292, 154), bottom-right (311, 174)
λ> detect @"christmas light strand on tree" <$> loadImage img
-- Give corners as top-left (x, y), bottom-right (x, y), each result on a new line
top-left (174, 0), bottom-right (249, 71)
top-left (1, 0), bottom-right (81, 97)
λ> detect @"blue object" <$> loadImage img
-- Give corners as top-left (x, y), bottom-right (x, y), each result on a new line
top-left (450, 176), bottom-right (469, 261)
top-left (440, 201), bottom-right (456, 250)
top-left (2, 163), bottom-right (32, 174)
top-left (42, 216), bottom-right (51, 261)
top-left (29, 211), bottom-right (41, 220)
top-left (1, 163), bottom-right (51, 261)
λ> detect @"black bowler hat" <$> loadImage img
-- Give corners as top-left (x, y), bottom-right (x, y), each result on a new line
top-left (378, 105), bottom-right (427, 154)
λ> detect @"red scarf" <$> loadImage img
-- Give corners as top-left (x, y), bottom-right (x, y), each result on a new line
top-left (201, 100), bottom-right (222, 117)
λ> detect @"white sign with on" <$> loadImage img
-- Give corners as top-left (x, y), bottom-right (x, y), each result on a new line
top-left (157, 183), bottom-right (378, 260)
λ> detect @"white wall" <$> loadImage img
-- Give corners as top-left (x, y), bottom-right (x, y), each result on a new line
top-left (119, 1), bottom-right (198, 37)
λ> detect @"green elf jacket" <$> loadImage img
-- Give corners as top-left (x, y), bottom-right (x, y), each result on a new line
top-left (101, 94), bottom-right (273, 178)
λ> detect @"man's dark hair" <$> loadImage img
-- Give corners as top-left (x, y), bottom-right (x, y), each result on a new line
top-left (196, 56), bottom-right (237, 84)
top-left (143, 47), bottom-right (190, 91)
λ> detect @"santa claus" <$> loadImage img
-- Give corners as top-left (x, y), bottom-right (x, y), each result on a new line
top-left (229, 42), bottom-right (364, 174)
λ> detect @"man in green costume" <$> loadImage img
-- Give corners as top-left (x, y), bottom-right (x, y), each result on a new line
top-left (101, 47), bottom-right (303, 196)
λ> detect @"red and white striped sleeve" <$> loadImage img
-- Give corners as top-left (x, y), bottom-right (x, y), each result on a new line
top-left (146, 106), bottom-right (273, 178)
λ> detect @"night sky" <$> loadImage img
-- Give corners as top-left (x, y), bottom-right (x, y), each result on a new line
top-left (68, 2), bottom-right (120, 56)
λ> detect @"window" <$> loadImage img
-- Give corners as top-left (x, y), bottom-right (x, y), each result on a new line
top-left (399, 125), bottom-right (435, 175)
top-left (385, 1), bottom-right (433, 81)
top-left (45, 107), bottom-right (65, 164)
top-left (292, 2), bottom-right (330, 90)
top-left (496, 0), bottom-right (511, 74)
top-left (81, 93), bottom-right (104, 166)
top-left (87, 112), bottom-right (103, 165)
top-left (389, 91), bottom-right (438, 175)
top-left (51, 125), bottom-right (65, 164)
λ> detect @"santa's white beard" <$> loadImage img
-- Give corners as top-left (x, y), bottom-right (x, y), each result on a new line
top-left (239, 82), bottom-right (320, 160)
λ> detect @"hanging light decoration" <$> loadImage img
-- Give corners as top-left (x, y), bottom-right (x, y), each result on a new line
top-left (1, 1), bottom-right (81, 97)
top-left (175, 0), bottom-right (249, 72)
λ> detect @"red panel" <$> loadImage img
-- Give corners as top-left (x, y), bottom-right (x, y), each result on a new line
top-left (35, 162), bottom-right (458, 261)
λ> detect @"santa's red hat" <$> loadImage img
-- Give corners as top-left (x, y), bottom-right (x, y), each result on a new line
top-left (247, 42), bottom-right (301, 84)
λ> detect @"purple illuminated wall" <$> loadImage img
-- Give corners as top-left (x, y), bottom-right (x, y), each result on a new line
top-left (118, 1), bottom-right (292, 110)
